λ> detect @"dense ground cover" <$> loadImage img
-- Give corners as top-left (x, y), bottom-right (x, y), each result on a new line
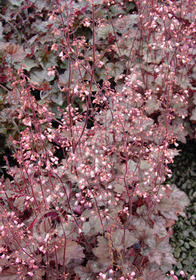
top-left (0, 0), bottom-right (196, 279)
top-left (166, 139), bottom-right (196, 279)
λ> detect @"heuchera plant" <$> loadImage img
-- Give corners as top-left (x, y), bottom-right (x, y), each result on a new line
top-left (0, 0), bottom-right (195, 279)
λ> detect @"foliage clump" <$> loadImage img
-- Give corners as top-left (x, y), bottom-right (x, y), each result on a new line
top-left (0, 0), bottom-right (196, 279)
